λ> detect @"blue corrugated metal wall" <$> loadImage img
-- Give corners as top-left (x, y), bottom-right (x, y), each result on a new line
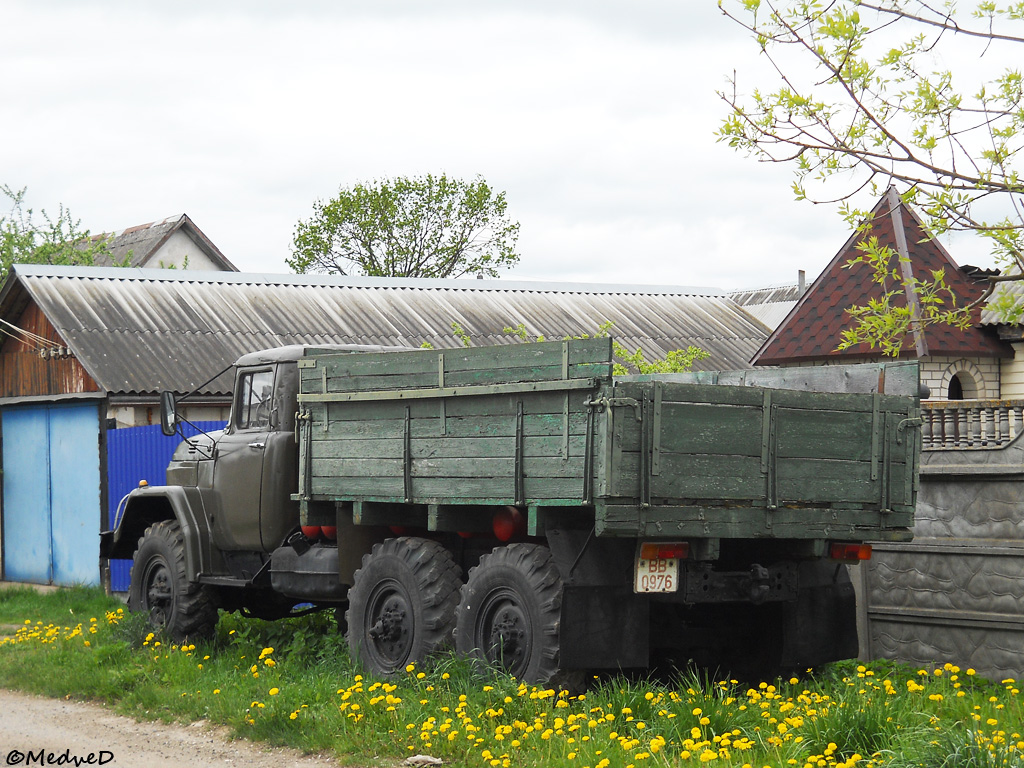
top-left (106, 421), bottom-right (225, 592)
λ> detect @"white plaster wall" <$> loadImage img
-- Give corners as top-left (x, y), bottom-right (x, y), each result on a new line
top-left (1000, 343), bottom-right (1024, 399)
top-left (140, 230), bottom-right (221, 270)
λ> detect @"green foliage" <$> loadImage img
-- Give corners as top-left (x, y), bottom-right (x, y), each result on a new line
top-left (289, 174), bottom-right (520, 279)
top-left (838, 235), bottom-right (973, 356)
top-left (718, 0), bottom-right (1024, 339)
top-left (3, 593), bottom-right (1023, 768)
top-left (611, 342), bottom-right (712, 375)
top-left (562, 320), bottom-right (710, 375)
top-left (0, 185), bottom-right (119, 284)
top-left (450, 321), bottom-right (473, 347)
top-left (503, 322), bottom-right (545, 343)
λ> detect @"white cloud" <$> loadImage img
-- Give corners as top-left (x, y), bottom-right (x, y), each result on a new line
top-left (0, 1), bottom-right (921, 291)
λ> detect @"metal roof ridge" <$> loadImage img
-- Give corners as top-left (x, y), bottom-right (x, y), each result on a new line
top-left (10, 264), bottom-right (728, 296)
top-left (727, 282), bottom-right (800, 295)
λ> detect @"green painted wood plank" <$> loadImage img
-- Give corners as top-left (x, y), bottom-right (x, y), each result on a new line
top-left (303, 337), bottom-right (611, 374)
top-left (612, 453), bottom-right (767, 501)
top-left (615, 380), bottom-right (914, 414)
top-left (309, 412), bottom-right (590, 441)
top-left (655, 403), bottom-right (765, 457)
top-left (306, 389), bottom-right (597, 422)
top-left (303, 377), bottom-right (599, 404)
top-left (775, 459), bottom-right (878, 504)
top-left (773, 408), bottom-right (875, 461)
top-left (312, 435), bottom-right (589, 460)
top-left (310, 362), bottom-right (611, 394)
top-left (313, 455), bottom-right (586, 480)
top-left (311, 475), bottom-right (583, 503)
top-left (596, 503), bottom-right (910, 538)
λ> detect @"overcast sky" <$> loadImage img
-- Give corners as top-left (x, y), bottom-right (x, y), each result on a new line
top-left (0, 1), bottom-right (995, 291)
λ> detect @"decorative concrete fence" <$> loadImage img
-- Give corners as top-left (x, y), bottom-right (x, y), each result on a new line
top-left (921, 399), bottom-right (1024, 449)
top-left (855, 432), bottom-right (1024, 682)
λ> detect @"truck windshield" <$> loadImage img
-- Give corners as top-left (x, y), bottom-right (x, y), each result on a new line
top-left (236, 369), bottom-right (274, 430)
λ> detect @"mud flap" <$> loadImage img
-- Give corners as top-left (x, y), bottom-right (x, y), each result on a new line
top-left (780, 561), bottom-right (859, 669)
top-left (560, 586), bottom-right (649, 670)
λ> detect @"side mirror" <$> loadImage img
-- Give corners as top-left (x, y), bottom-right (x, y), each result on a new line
top-left (160, 390), bottom-right (179, 437)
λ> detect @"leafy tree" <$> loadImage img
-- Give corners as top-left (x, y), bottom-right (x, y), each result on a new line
top-left (574, 321), bottom-right (711, 375)
top-left (1, 185), bottom-right (115, 284)
top-left (718, 0), bottom-right (1024, 350)
top-left (289, 174), bottom-right (520, 279)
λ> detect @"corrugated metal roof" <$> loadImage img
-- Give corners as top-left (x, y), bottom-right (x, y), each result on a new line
top-left (728, 283), bottom-right (803, 331)
top-left (981, 278), bottom-right (1022, 326)
top-left (2, 265), bottom-right (770, 396)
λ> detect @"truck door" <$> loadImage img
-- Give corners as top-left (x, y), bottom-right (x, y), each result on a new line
top-left (212, 366), bottom-right (275, 551)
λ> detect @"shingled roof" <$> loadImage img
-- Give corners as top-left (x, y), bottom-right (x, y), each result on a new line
top-left (87, 214), bottom-right (238, 271)
top-left (0, 265), bottom-right (770, 398)
top-left (753, 188), bottom-right (1010, 366)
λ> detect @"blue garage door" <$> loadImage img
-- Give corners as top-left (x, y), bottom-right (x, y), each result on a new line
top-left (2, 402), bottom-right (101, 585)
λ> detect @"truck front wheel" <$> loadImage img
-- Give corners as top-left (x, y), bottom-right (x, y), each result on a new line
top-left (346, 537), bottom-right (462, 676)
top-left (456, 543), bottom-right (562, 684)
top-left (128, 520), bottom-right (218, 641)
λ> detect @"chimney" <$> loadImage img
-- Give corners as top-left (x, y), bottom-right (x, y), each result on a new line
top-left (798, 269), bottom-right (806, 294)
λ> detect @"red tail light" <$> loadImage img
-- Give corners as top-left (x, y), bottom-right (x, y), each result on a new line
top-left (830, 542), bottom-right (872, 562)
top-left (493, 506), bottom-right (527, 542)
top-left (639, 542), bottom-right (689, 560)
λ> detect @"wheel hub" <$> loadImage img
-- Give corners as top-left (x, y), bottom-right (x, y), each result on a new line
top-left (144, 563), bottom-right (173, 627)
top-left (366, 590), bottom-right (413, 667)
top-left (369, 601), bottom-right (406, 642)
top-left (486, 602), bottom-right (528, 669)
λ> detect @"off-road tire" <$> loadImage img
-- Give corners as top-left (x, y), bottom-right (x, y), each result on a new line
top-left (128, 520), bottom-right (218, 642)
top-left (456, 543), bottom-right (562, 684)
top-left (346, 537), bottom-right (462, 676)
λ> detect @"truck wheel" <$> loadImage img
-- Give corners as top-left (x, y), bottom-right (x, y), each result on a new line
top-left (456, 543), bottom-right (562, 684)
top-left (128, 520), bottom-right (218, 642)
top-left (346, 537), bottom-right (462, 676)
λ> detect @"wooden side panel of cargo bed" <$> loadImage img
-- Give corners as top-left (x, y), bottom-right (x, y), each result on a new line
top-left (603, 380), bottom-right (918, 520)
top-left (295, 339), bottom-right (611, 506)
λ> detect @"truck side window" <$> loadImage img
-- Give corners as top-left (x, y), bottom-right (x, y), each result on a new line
top-left (236, 369), bottom-right (275, 430)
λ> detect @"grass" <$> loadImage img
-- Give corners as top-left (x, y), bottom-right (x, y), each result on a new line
top-left (1, 586), bottom-right (1023, 767)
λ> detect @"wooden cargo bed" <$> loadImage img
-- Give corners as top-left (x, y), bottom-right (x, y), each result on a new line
top-left (296, 339), bottom-right (918, 541)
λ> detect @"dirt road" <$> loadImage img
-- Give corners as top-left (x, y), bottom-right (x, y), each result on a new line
top-left (0, 688), bottom-right (348, 768)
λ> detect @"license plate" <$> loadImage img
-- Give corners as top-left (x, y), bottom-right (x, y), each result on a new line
top-left (634, 557), bottom-right (679, 593)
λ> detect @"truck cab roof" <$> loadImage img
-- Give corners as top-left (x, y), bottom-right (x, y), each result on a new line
top-left (234, 344), bottom-right (404, 367)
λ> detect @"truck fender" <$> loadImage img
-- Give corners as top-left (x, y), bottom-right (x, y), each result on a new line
top-left (101, 485), bottom-right (212, 582)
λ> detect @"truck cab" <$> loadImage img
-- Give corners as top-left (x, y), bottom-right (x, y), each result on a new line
top-left (204, 348), bottom-right (301, 553)
top-left (101, 344), bottom-right (391, 629)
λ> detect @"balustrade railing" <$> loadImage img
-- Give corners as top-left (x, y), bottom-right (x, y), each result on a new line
top-left (921, 399), bottom-right (1024, 450)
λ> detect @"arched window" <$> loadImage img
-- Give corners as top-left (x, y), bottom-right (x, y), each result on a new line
top-left (947, 370), bottom-right (978, 400)
top-left (948, 373), bottom-right (964, 400)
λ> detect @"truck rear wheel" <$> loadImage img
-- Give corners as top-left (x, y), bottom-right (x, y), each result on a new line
top-left (346, 537), bottom-right (462, 676)
top-left (456, 543), bottom-right (562, 684)
top-left (128, 520), bottom-right (218, 641)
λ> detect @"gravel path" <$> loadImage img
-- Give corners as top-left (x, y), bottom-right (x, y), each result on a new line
top-left (0, 688), bottom-right (355, 768)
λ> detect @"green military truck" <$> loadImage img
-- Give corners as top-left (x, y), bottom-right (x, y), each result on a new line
top-left (101, 338), bottom-right (919, 682)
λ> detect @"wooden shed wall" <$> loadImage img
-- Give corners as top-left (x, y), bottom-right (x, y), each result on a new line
top-left (0, 302), bottom-right (99, 398)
